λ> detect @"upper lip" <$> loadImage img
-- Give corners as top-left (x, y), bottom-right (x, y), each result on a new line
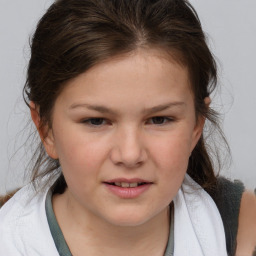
top-left (103, 178), bottom-right (153, 183)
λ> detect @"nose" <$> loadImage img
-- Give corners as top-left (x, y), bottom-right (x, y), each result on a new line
top-left (110, 126), bottom-right (147, 168)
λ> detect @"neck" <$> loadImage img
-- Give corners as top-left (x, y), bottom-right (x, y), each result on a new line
top-left (53, 191), bottom-right (171, 256)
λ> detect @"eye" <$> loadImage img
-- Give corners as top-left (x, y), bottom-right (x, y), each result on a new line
top-left (147, 116), bottom-right (173, 125)
top-left (82, 118), bottom-right (107, 126)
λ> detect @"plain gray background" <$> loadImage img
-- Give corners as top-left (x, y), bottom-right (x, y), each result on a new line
top-left (0, 0), bottom-right (255, 195)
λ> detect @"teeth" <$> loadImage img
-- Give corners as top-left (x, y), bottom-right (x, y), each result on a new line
top-left (114, 182), bottom-right (140, 188)
top-left (121, 182), bottom-right (129, 188)
top-left (129, 183), bottom-right (138, 188)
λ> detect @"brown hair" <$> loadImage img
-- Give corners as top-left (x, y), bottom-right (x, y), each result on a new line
top-left (24, 0), bottom-right (228, 194)
top-left (0, 189), bottom-right (20, 207)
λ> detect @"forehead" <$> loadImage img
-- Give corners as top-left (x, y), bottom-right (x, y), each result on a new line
top-left (56, 49), bottom-right (193, 110)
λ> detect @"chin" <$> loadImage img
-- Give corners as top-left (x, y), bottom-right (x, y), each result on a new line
top-left (107, 217), bottom-right (150, 227)
top-left (103, 207), bottom-right (163, 228)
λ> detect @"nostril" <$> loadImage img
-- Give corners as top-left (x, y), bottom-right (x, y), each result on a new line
top-left (109, 141), bottom-right (147, 168)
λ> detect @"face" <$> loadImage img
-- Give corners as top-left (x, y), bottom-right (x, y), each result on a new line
top-left (40, 49), bottom-right (204, 227)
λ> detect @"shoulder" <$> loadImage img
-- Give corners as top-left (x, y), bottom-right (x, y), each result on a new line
top-left (212, 177), bottom-right (256, 256)
top-left (0, 185), bottom-right (34, 254)
top-left (0, 185), bottom-right (40, 247)
top-left (0, 185), bottom-right (35, 226)
top-left (0, 188), bottom-right (19, 207)
top-left (213, 177), bottom-right (245, 233)
top-left (236, 190), bottom-right (256, 256)
top-left (211, 177), bottom-right (245, 255)
top-left (0, 184), bottom-right (58, 255)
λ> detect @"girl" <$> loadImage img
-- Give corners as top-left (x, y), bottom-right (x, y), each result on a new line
top-left (0, 0), bottom-right (255, 255)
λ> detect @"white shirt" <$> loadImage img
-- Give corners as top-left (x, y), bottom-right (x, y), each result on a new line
top-left (0, 184), bottom-right (59, 256)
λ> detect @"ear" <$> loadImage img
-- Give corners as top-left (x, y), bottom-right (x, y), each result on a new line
top-left (190, 97), bottom-right (211, 152)
top-left (30, 102), bottom-right (58, 159)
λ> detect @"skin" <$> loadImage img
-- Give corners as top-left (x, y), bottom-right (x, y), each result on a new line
top-left (236, 191), bottom-right (256, 256)
top-left (29, 49), bottom-right (256, 255)
top-left (34, 49), bottom-right (204, 255)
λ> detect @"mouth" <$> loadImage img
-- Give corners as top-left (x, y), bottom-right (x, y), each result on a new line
top-left (104, 181), bottom-right (151, 188)
top-left (103, 179), bottom-right (153, 199)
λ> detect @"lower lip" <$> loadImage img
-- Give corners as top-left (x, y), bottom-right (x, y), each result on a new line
top-left (103, 183), bottom-right (152, 199)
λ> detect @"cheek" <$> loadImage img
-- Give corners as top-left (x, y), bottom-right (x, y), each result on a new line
top-left (150, 130), bottom-right (193, 171)
top-left (54, 136), bottom-right (108, 200)
top-left (53, 126), bottom-right (108, 180)
top-left (150, 133), bottom-right (193, 201)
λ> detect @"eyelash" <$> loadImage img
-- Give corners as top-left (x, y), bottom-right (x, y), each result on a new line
top-left (82, 118), bottom-right (109, 126)
top-left (81, 117), bottom-right (174, 127)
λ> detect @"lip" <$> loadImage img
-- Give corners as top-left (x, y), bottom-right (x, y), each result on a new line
top-left (104, 178), bottom-right (152, 183)
top-left (103, 178), bottom-right (153, 199)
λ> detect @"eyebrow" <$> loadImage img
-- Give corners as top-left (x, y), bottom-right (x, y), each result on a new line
top-left (69, 102), bottom-right (185, 115)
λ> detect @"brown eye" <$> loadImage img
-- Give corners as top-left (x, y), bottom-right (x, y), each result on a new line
top-left (151, 117), bottom-right (166, 124)
top-left (83, 118), bottom-right (106, 126)
top-left (147, 116), bottom-right (174, 125)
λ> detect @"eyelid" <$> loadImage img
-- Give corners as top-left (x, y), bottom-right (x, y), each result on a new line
top-left (146, 116), bottom-right (175, 125)
top-left (81, 118), bottom-right (110, 126)
top-left (80, 116), bottom-right (175, 127)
